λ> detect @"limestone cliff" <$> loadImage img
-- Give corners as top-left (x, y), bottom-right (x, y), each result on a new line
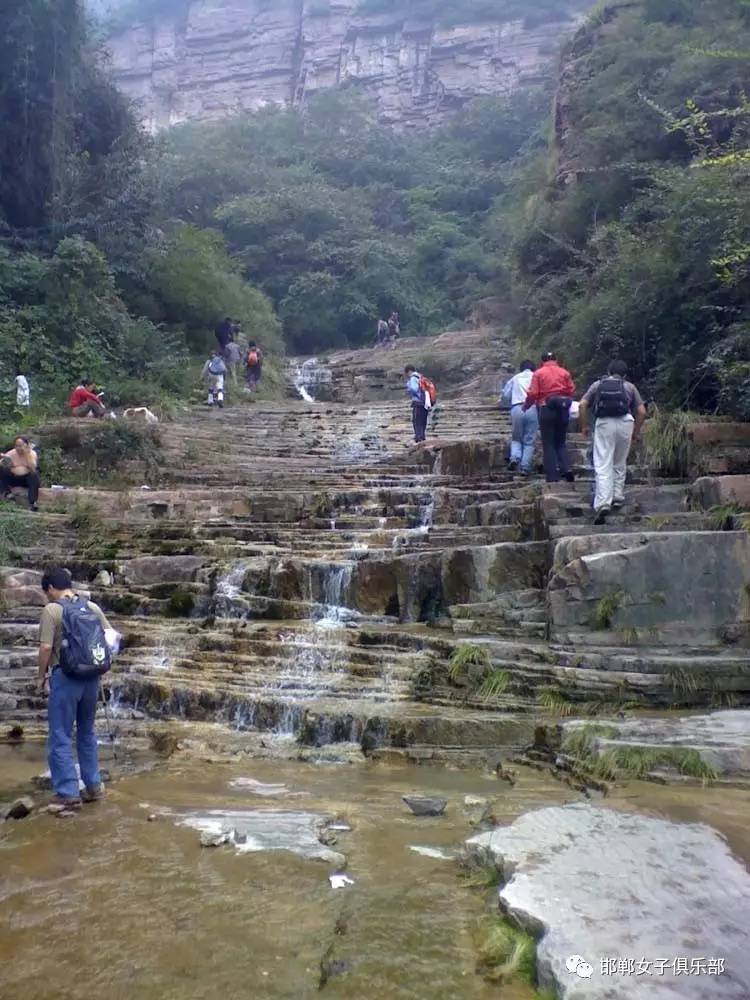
top-left (104, 0), bottom-right (590, 131)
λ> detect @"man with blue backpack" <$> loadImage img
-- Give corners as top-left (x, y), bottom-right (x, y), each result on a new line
top-left (404, 365), bottom-right (437, 444)
top-left (202, 350), bottom-right (227, 408)
top-left (579, 360), bottom-right (647, 524)
top-left (37, 568), bottom-right (115, 814)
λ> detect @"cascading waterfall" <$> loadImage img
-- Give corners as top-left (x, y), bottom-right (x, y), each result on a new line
top-left (293, 358), bottom-right (326, 403)
top-left (214, 561), bottom-right (253, 617)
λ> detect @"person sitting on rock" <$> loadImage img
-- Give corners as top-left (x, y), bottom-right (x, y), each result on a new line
top-left (523, 352), bottom-right (576, 483)
top-left (245, 341), bottom-right (264, 391)
top-left (578, 359), bottom-right (647, 524)
top-left (202, 351), bottom-right (227, 408)
top-left (37, 567), bottom-right (113, 814)
top-left (1, 435), bottom-right (40, 511)
top-left (69, 379), bottom-right (106, 418)
top-left (502, 360), bottom-right (538, 476)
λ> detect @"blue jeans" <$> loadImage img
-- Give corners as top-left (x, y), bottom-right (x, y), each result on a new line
top-left (48, 669), bottom-right (101, 798)
top-left (510, 405), bottom-right (539, 472)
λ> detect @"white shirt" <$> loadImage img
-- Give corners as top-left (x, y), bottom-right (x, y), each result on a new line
top-left (15, 375), bottom-right (30, 406)
top-left (502, 369), bottom-right (533, 407)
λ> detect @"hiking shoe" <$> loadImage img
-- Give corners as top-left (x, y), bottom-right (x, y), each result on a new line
top-left (564, 471), bottom-right (576, 483)
top-left (508, 459), bottom-right (519, 472)
top-left (47, 795), bottom-right (82, 814)
top-left (612, 499), bottom-right (625, 510)
top-left (81, 785), bottom-right (105, 803)
top-left (593, 507), bottom-right (610, 526)
top-left (30, 503), bottom-right (39, 512)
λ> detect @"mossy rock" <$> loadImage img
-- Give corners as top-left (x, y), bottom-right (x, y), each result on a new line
top-left (164, 586), bottom-right (196, 618)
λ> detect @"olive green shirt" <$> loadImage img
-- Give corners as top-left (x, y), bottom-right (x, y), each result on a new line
top-left (39, 597), bottom-right (110, 668)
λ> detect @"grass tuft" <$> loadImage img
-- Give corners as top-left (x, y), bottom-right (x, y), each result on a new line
top-left (477, 669), bottom-right (511, 701)
top-left (448, 643), bottom-right (491, 682)
top-left (476, 916), bottom-right (537, 985)
top-left (593, 588), bottom-right (624, 630)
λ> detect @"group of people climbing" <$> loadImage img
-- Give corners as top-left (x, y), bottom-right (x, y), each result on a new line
top-left (207, 317), bottom-right (264, 407)
top-left (501, 352), bottom-right (646, 523)
top-left (376, 311), bottom-right (401, 348)
top-left (403, 350), bottom-right (646, 525)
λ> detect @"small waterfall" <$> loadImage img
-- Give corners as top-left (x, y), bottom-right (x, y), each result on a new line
top-left (214, 561), bottom-right (252, 617)
top-left (293, 358), bottom-right (326, 403)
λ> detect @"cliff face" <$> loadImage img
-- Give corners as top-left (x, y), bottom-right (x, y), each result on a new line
top-left (105, 0), bottom-right (589, 131)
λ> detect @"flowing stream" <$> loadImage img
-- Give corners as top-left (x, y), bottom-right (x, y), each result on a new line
top-left (2, 745), bottom-right (749, 1000)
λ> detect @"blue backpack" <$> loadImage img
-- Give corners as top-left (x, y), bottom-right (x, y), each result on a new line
top-left (58, 598), bottom-right (112, 679)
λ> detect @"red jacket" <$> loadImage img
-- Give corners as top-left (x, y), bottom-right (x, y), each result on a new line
top-left (523, 361), bottom-right (576, 410)
top-left (69, 386), bottom-right (101, 409)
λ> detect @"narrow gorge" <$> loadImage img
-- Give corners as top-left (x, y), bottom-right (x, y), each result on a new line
top-left (2, 329), bottom-right (750, 998)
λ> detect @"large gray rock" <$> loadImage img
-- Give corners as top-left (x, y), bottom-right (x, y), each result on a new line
top-left (468, 804), bottom-right (750, 999)
top-left (549, 531), bottom-right (750, 644)
top-left (564, 710), bottom-right (750, 779)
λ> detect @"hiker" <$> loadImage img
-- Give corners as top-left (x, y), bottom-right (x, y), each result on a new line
top-left (501, 361), bottom-right (538, 476)
top-left (404, 365), bottom-right (436, 444)
top-left (225, 340), bottom-right (243, 386)
top-left (69, 379), bottom-right (106, 418)
top-left (1, 436), bottom-right (40, 511)
top-left (202, 351), bottom-right (227, 408)
top-left (388, 312), bottom-right (401, 345)
top-left (376, 319), bottom-right (390, 347)
top-left (523, 352), bottom-right (576, 483)
top-left (214, 316), bottom-right (234, 357)
top-left (15, 371), bottom-right (30, 408)
top-left (579, 360), bottom-right (647, 524)
top-left (37, 567), bottom-right (114, 814)
top-left (245, 341), bottom-right (264, 390)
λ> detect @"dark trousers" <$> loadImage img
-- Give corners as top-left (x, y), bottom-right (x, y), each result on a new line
top-left (0, 468), bottom-right (40, 505)
top-left (412, 403), bottom-right (428, 443)
top-left (538, 403), bottom-right (570, 482)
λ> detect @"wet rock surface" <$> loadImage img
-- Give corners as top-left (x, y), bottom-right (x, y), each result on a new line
top-left (179, 808), bottom-right (347, 865)
top-left (468, 803), bottom-right (750, 999)
top-left (402, 795), bottom-right (448, 817)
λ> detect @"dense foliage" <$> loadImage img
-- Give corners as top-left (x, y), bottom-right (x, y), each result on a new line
top-left (510, 0), bottom-right (750, 415)
top-left (159, 88), bottom-right (548, 353)
top-left (5, 0), bottom-right (750, 422)
top-left (0, 0), bottom-right (277, 422)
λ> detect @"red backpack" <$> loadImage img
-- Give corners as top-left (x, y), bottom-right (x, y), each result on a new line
top-left (419, 375), bottom-right (437, 405)
top-left (247, 348), bottom-right (260, 367)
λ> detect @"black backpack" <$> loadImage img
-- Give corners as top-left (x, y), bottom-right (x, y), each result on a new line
top-left (58, 598), bottom-right (112, 679)
top-left (595, 377), bottom-right (630, 418)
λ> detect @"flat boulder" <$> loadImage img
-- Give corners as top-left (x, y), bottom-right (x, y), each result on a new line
top-left (402, 795), bottom-right (447, 816)
top-left (549, 531), bottom-right (750, 644)
top-left (564, 710), bottom-right (750, 779)
top-left (468, 803), bottom-right (750, 998)
top-left (119, 556), bottom-right (206, 586)
top-left (178, 809), bottom-right (345, 865)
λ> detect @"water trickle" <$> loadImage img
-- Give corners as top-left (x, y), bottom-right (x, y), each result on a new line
top-left (293, 358), bottom-right (325, 403)
top-left (214, 560), bottom-right (253, 617)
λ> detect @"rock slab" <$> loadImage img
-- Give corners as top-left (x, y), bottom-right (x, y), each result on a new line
top-left (402, 795), bottom-right (447, 816)
top-left (468, 803), bottom-right (750, 998)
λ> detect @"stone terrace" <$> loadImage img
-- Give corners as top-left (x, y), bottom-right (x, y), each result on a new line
top-left (1, 329), bottom-right (749, 767)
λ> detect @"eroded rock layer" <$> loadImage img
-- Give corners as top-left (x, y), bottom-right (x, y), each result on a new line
top-left (104, 0), bottom-right (589, 131)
